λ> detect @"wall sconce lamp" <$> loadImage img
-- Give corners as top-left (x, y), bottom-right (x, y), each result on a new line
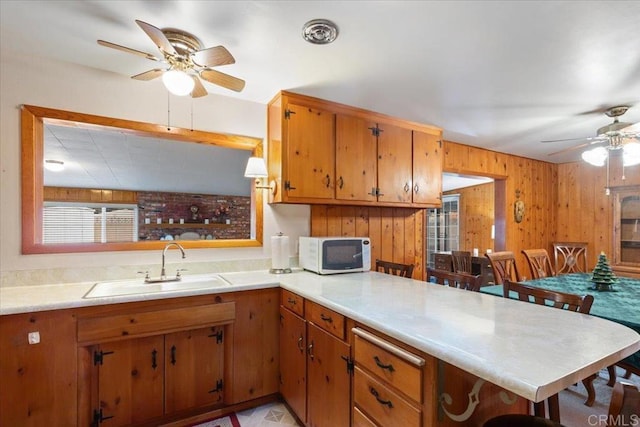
top-left (244, 157), bottom-right (277, 194)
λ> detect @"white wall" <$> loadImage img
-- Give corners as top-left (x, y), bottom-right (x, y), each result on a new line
top-left (0, 52), bottom-right (309, 286)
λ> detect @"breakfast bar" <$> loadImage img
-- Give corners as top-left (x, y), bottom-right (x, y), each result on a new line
top-left (2, 269), bottom-right (638, 423)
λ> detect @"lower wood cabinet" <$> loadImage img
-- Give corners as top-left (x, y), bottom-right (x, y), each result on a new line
top-left (279, 290), bottom-right (352, 427)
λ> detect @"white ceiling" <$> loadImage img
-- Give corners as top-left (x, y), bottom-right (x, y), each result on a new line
top-left (3, 0), bottom-right (640, 166)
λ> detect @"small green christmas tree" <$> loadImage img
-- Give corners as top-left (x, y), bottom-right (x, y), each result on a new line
top-left (591, 251), bottom-right (616, 291)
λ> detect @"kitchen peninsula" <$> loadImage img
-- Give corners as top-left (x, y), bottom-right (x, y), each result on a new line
top-left (1, 270), bottom-right (638, 426)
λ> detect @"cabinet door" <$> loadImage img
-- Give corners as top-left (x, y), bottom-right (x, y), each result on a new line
top-left (285, 102), bottom-right (335, 200)
top-left (412, 130), bottom-right (442, 205)
top-left (165, 326), bottom-right (224, 413)
top-left (377, 123), bottom-right (413, 204)
top-left (95, 336), bottom-right (164, 426)
top-left (335, 114), bottom-right (378, 202)
top-left (279, 306), bottom-right (307, 423)
top-left (307, 323), bottom-right (351, 427)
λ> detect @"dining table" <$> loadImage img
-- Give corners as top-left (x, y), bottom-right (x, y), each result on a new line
top-left (480, 272), bottom-right (640, 406)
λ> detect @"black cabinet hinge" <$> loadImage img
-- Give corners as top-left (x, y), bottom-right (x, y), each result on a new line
top-left (92, 408), bottom-right (114, 426)
top-left (341, 355), bottom-right (354, 375)
top-left (93, 350), bottom-right (114, 366)
top-left (284, 181), bottom-right (296, 191)
top-left (368, 125), bottom-right (382, 137)
top-left (284, 109), bottom-right (296, 119)
top-left (209, 378), bottom-right (224, 394)
top-left (208, 328), bottom-right (224, 343)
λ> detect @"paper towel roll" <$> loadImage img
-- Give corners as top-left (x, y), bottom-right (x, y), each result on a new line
top-left (271, 234), bottom-right (290, 271)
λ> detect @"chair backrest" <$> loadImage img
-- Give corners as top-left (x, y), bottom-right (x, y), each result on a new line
top-left (553, 242), bottom-right (588, 274)
top-left (504, 280), bottom-right (594, 314)
top-left (376, 259), bottom-right (414, 278)
top-left (485, 251), bottom-right (521, 285)
top-left (427, 268), bottom-right (482, 292)
top-left (608, 381), bottom-right (640, 426)
top-left (522, 249), bottom-right (555, 279)
top-left (452, 251), bottom-right (472, 274)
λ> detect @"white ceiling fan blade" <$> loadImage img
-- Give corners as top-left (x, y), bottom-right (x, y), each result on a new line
top-left (193, 46), bottom-right (235, 68)
top-left (97, 40), bottom-right (161, 62)
top-left (547, 140), bottom-right (606, 156)
top-left (131, 69), bottom-right (165, 81)
top-left (200, 69), bottom-right (245, 92)
top-left (541, 136), bottom-right (602, 143)
top-left (136, 20), bottom-right (177, 55)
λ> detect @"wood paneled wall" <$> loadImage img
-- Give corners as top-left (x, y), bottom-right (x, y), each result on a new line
top-left (310, 206), bottom-right (424, 280)
top-left (309, 141), bottom-right (640, 279)
top-left (445, 182), bottom-right (495, 253)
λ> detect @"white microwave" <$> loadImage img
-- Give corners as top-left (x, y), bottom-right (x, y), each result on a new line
top-left (299, 237), bottom-right (371, 275)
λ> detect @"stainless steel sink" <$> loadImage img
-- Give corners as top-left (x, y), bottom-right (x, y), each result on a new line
top-left (83, 274), bottom-right (231, 299)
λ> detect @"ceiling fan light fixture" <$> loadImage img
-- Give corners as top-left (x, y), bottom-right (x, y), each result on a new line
top-left (162, 69), bottom-right (195, 96)
top-left (44, 159), bottom-right (65, 172)
top-left (581, 146), bottom-right (608, 167)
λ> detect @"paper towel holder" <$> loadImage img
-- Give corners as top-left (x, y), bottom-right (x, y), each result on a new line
top-left (244, 156), bottom-right (277, 195)
top-left (270, 232), bottom-right (292, 274)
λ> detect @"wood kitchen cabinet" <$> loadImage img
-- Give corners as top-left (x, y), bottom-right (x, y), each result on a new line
top-left (279, 290), bottom-right (352, 427)
top-left (268, 90), bottom-right (443, 208)
top-left (91, 326), bottom-right (225, 425)
top-left (0, 309), bottom-right (78, 427)
top-left (81, 303), bottom-right (233, 426)
top-left (268, 92), bottom-right (336, 203)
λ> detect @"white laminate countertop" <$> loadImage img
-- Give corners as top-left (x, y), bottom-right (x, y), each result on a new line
top-left (2, 270), bottom-right (639, 404)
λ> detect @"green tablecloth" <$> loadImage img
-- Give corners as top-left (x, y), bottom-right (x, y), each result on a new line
top-left (481, 273), bottom-right (640, 370)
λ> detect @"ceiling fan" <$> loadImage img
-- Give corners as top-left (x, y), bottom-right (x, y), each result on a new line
top-left (542, 106), bottom-right (640, 161)
top-left (98, 20), bottom-right (245, 97)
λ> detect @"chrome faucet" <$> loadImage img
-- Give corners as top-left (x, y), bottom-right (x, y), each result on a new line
top-left (159, 242), bottom-right (186, 281)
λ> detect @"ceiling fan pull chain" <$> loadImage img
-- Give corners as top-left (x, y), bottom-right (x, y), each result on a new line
top-left (167, 92), bottom-right (171, 130)
top-left (190, 98), bottom-right (194, 131)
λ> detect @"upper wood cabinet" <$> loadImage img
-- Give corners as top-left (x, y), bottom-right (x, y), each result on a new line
top-left (268, 91), bottom-right (443, 207)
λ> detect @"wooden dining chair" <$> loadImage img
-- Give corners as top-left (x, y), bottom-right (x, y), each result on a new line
top-left (501, 279), bottom-right (595, 422)
top-left (522, 249), bottom-right (555, 279)
top-left (608, 381), bottom-right (640, 427)
top-left (375, 259), bottom-right (415, 278)
top-left (552, 242), bottom-right (588, 274)
top-left (451, 251), bottom-right (472, 274)
top-left (426, 268), bottom-right (482, 291)
top-left (485, 251), bottom-right (521, 286)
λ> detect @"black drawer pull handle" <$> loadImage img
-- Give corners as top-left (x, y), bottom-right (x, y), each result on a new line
top-left (170, 345), bottom-right (177, 365)
top-left (287, 297), bottom-right (297, 305)
top-left (320, 313), bottom-right (333, 323)
top-left (373, 356), bottom-right (395, 372)
top-left (369, 386), bottom-right (393, 408)
top-left (151, 349), bottom-right (158, 369)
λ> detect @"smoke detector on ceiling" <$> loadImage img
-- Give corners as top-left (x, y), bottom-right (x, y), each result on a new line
top-left (302, 19), bottom-right (339, 45)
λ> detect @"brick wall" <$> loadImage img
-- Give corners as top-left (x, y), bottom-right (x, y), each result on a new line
top-left (138, 191), bottom-right (251, 241)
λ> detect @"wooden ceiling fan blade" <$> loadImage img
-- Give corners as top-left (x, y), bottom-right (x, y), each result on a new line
top-left (200, 69), bottom-right (245, 92)
top-left (131, 69), bottom-right (165, 81)
top-left (191, 76), bottom-right (208, 98)
top-left (97, 40), bottom-right (161, 61)
top-left (135, 20), bottom-right (177, 55)
top-left (193, 46), bottom-right (235, 67)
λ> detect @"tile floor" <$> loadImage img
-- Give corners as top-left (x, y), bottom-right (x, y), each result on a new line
top-left (235, 401), bottom-right (301, 427)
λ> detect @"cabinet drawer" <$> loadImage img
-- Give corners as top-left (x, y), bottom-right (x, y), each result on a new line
top-left (353, 407), bottom-right (377, 427)
top-left (434, 253), bottom-right (452, 271)
top-left (281, 289), bottom-right (304, 317)
top-left (354, 328), bottom-right (424, 403)
top-left (77, 302), bottom-right (235, 344)
top-left (354, 367), bottom-right (421, 427)
top-left (306, 300), bottom-right (345, 340)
